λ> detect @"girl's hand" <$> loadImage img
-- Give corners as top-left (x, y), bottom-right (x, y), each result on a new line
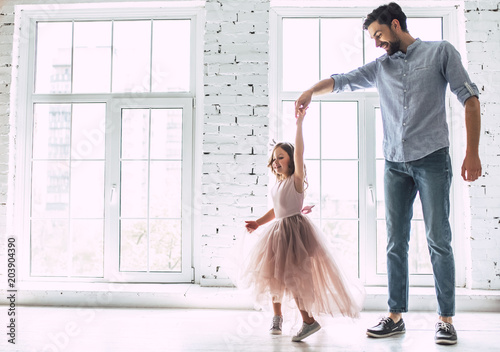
top-left (296, 106), bottom-right (307, 124)
top-left (245, 220), bottom-right (259, 233)
top-left (301, 205), bottom-right (315, 214)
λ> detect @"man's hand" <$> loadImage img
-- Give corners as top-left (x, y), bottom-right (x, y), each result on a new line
top-left (294, 78), bottom-right (335, 118)
top-left (461, 153), bottom-right (482, 182)
top-left (295, 90), bottom-right (313, 118)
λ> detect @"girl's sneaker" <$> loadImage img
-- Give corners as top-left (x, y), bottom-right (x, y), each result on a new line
top-left (270, 315), bottom-right (283, 335)
top-left (292, 320), bottom-right (321, 342)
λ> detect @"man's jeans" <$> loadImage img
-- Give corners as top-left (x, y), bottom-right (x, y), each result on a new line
top-left (385, 147), bottom-right (455, 317)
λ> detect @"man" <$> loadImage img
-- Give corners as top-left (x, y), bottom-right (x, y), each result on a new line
top-left (294, 2), bottom-right (481, 345)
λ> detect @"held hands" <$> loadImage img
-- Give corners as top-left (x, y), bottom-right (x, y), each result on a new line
top-left (295, 90), bottom-right (312, 119)
top-left (461, 152), bottom-right (482, 182)
top-left (245, 220), bottom-right (259, 233)
top-left (296, 106), bottom-right (307, 124)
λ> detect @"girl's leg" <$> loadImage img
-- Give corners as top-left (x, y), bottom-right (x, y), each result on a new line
top-left (273, 301), bottom-right (282, 316)
top-left (294, 298), bottom-right (314, 324)
top-left (270, 297), bottom-right (283, 335)
top-left (292, 297), bottom-right (321, 342)
top-left (299, 310), bottom-right (315, 325)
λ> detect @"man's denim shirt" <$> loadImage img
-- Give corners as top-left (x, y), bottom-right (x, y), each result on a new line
top-left (331, 39), bottom-right (479, 162)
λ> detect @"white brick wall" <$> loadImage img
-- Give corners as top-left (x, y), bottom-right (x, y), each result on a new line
top-left (0, 0), bottom-right (498, 290)
top-left (464, 0), bottom-right (500, 289)
top-left (202, 0), bottom-right (270, 285)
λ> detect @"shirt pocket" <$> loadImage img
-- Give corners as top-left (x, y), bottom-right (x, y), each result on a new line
top-left (414, 65), bottom-right (432, 71)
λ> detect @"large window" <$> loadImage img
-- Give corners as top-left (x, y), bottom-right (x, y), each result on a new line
top-left (273, 8), bottom-right (452, 285)
top-left (15, 5), bottom-right (200, 283)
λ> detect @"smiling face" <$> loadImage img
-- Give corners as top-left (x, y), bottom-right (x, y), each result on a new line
top-left (367, 20), bottom-right (402, 56)
top-left (272, 146), bottom-right (292, 177)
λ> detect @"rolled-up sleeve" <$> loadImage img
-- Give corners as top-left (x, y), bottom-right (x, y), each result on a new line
top-left (331, 60), bottom-right (378, 93)
top-left (441, 41), bottom-right (480, 106)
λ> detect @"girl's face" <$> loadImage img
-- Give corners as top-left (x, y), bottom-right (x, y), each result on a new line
top-left (272, 147), bottom-right (291, 177)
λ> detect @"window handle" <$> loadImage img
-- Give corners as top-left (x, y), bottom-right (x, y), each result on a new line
top-left (110, 184), bottom-right (117, 204)
top-left (368, 184), bottom-right (375, 205)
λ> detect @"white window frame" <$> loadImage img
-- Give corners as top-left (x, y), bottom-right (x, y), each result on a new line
top-left (270, 3), bottom-right (467, 287)
top-left (12, 2), bottom-right (205, 284)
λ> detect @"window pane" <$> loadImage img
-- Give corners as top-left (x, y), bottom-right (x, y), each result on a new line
top-left (121, 161), bottom-right (148, 218)
top-left (321, 102), bottom-right (358, 159)
top-left (152, 20), bottom-right (190, 92)
top-left (150, 109), bottom-right (182, 160)
top-left (150, 220), bottom-right (182, 271)
top-left (71, 104), bottom-right (106, 160)
top-left (31, 219), bottom-right (69, 276)
top-left (35, 22), bottom-right (72, 93)
top-left (282, 101), bottom-right (320, 160)
top-left (282, 19), bottom-right (319, 91)
top-left (33, 104), bottom-right (71, 160)
top-left (305, 160), bottom-right (320, 220)
top-left (121, 109), bottom-right (149, 160)
top-left (73, 22), bottom-right (112, 93)
top-left (119, 106), bottom-right (185, 273)
top-left (321, 19), bottom-right (363, 76)
top-left (120, 219), bottom-right (148, 271)
top-left (71, 219), bottom-right (104, 277)
top-left (112, 21), bottom-right (151, 92)
top-left (323, 220), bottom-right (358, 278)
top-left (150, 161), bottom-right (181, 218)
top-left (32, 161), bottom-right (70, 219)
top-left (70, 161), bottom-right (104, 218)
top-left (407, 18), bottom-right (442, 41)
top-left (321, 160), bottom-right (358, 219)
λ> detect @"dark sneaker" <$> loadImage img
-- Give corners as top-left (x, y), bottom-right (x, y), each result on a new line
top-left (435, 321), bottom-right (457, 345)
top-left (366, 317), bottom-right (406, 338)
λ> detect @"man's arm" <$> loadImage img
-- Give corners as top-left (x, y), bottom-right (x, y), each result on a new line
top-left (294, 78), bottom-right (334, 117)
top-left (461, 96), bottom-right (482, 182)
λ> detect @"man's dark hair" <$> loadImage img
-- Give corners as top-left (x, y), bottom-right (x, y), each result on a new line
top-left (363, 2), bottom-right (408, 32)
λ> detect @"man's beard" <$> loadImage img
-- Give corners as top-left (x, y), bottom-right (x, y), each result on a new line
top-left (386, 39), bottom-right (402, 55)
top-left (382, 29), bottom-right (402, 55)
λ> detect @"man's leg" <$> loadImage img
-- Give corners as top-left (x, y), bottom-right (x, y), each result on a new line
top-left (367, 160), bottom-right (416, 338)
top-left (412, 148), bottom-right (455, 318)
top-left (411, 147), bottom-right (457, 345)
top-left (385, 160), bottom-right (417, 314)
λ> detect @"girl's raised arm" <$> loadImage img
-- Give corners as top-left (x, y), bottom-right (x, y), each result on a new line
top-left (294, 108), bottom-right (306, 193)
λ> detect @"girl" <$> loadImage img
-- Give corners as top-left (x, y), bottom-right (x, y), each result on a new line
top-left (242, 108), bottom-right (363, 342)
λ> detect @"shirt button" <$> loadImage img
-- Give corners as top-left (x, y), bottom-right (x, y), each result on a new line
top-left (403, 123), bottom-right (406, 126)
top-left (403, 74), bottom-right (406, 77)
top-left (404, 106), bottom-right (407, 109)
top-left (404, 90), bottom-right (407, 93)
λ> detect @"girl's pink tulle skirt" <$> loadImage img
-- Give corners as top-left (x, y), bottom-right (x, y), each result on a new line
top-left (236, 214), bottom-right (364, 318)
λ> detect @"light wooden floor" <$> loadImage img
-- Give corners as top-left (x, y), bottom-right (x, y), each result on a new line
top-left (4, 307), bottom-right (500, 351)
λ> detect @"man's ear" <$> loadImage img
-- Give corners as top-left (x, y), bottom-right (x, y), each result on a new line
top-left (392, 19), bottom-right (400, 31)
